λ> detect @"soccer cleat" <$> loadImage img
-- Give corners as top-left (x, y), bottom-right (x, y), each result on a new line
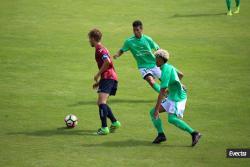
top-left (233, 7), bottom-right (240, 14)
top-left (152, 133), bottom-right (167, 144)
top-left (110, 121), bottom-right (121, 133)
top-left (227, 10), bottom-right (233, 16)
top-left (191, 131), bottom-right (202, 147)
top-left (97, 127), bottom-right (109, 135)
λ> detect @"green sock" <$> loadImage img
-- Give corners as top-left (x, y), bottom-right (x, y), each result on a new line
top-left (152, 83), bottom-right (160, 93)
top-left (235, 0), bottom-right (240, 7)
top-left (226, 0), bottom-right (232, 11)
top-left (168, 114), bottom-right (194, 134)
top-left (149, 108), bottom-right (164, 133)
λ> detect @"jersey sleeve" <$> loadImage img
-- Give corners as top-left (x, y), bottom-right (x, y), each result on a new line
top-left (146, 36), bottom-right (160, 50)
top-left (120, 39), bottom-right (130, 52)
top-left (98, 49), bottom-right (111, 62)
top-left (160, 66), bottom-right (171, 89)
top-left (101, 54), bottom-right (109, 60)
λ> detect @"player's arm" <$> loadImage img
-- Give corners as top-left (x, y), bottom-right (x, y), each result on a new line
top-left (113, 39), bottom-right (129, 59)
top-left (94, 55), bottom-right (111, 82)
top-left (177, 70), bottom-right (184, 80)
top-left (92, 81), bottom-right (100, 89)
top-left (175, 68), bottom-right (187, 91)
top-left (154, 67), bottom-right (170, 118)
top-left (154, 88), bottom-right (168, 119)
top-left (113, 50), bottom-right (124, 59)
top-left (175, 67), bottom-right (184, 80)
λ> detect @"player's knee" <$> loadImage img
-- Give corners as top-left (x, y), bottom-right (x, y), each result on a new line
top-left (168, 114), bottom-right (176, 124)
top-left (145, 76), bottom-right (155, 87)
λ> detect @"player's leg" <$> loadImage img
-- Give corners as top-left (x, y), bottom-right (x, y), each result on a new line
top-left (226, 0), bottom-right (233, 15)
top-left (145, 75), bottom-right (161, 93)
top-left (98, 100), bottom-right (120, 134)
top-left (168, 114), bottom-right (201, 146)
top-left (149, 106), bottom-right (167, 144)
top-left (97, 92), bottom-right (110, 135)
top-left (226, 0), bottom-right (232, 11)
top-left (226, 0), bottom-right (233, 16)
top-left (234, 0), bottom-right (240, 13)
top-left (235, 0), bottom-right (240, 7)
top-left (107, 80), bottom-right (121, 133)
top-left (166, 99), bottom-right (201, 146)
top-left (151, 66), bottom-right (162, 91)
top-left (149, 66), bottom-right (163, 93)
top-left (139, 68), bottom-right (160, 93)
top-left (107, 104), bottom-right (121, 133)
top-left (168, 113), bottom-right (194, 134)
top-left (151, 66), bottom-right (162, 80)
top-left (106, 104), bottom-right (116, 123)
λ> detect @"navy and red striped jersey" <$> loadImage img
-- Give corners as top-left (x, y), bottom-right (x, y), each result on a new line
top-left (95, 44), bottom-right (118, 81)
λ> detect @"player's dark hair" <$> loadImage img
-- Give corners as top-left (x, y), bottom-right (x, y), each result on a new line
top-left (132, 20), bottom-right (143, 28)
top-left (88, 29), bottom-right (102, 42)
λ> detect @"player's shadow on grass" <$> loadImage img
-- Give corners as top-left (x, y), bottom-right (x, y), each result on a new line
top-left (82, 139), bottom-right (190, 148)
top-left (69, 99), bottom-right (154, 107)
top-left (7, 127), bottom-right (96, 137)
top-left (170, 12), bottom-right (225, 18)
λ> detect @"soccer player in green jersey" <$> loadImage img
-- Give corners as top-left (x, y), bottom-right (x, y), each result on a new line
top-left (113, 20), bottom-right (162, 93)
top-left (226, 0), bottom-right (240, 16)
top-left (149, 49), bottom-right (202, 146)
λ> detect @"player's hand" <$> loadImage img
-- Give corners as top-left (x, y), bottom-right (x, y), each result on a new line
top-left (94, 74), bottom-right (100, 82)
top-left (92, 82), bottom-right (99, 89)
top-left (113, 54), bottom-right (119, 59)
top-left (154, 110), bottom-right (159, 119)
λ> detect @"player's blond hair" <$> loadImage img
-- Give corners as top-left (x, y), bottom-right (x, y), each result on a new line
top-left (154, 49), bottom-right (170, 61)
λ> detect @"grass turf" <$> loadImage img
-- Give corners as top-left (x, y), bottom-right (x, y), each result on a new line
top-left (0, 0), bottom-right (250, 166)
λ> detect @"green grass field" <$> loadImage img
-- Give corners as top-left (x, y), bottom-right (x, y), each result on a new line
top-left (1, 0), bottom-right (250, 166)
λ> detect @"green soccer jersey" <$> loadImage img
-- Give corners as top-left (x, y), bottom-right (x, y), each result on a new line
top-left (120, 34), bottom-right (160, 69)
top-left (160, 63), bottom-right (187, 102)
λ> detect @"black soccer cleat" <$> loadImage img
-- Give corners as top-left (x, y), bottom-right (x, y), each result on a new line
top-left (152, 133), bottom-right (167, 144)
top-left (191, 131), bottom-right (202, 147)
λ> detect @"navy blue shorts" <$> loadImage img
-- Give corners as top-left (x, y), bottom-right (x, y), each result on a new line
top-left (97, 79), bottom-right (118, 96)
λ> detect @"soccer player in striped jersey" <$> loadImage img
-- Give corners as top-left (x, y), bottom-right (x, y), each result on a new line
top-left (88, 29), bottom-right (121, 135)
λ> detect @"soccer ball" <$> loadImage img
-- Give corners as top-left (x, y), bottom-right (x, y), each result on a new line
top-left (64, 114), bottom-right (78, 128)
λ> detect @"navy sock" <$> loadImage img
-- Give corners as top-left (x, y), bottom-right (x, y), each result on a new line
top-left (99, 104), bottom-right (108, 127)
top-left (106, 105), bottom-right (117, 123)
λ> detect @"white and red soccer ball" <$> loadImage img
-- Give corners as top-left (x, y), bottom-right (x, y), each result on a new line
top-left (64, 114), bottom-right (78, 128)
